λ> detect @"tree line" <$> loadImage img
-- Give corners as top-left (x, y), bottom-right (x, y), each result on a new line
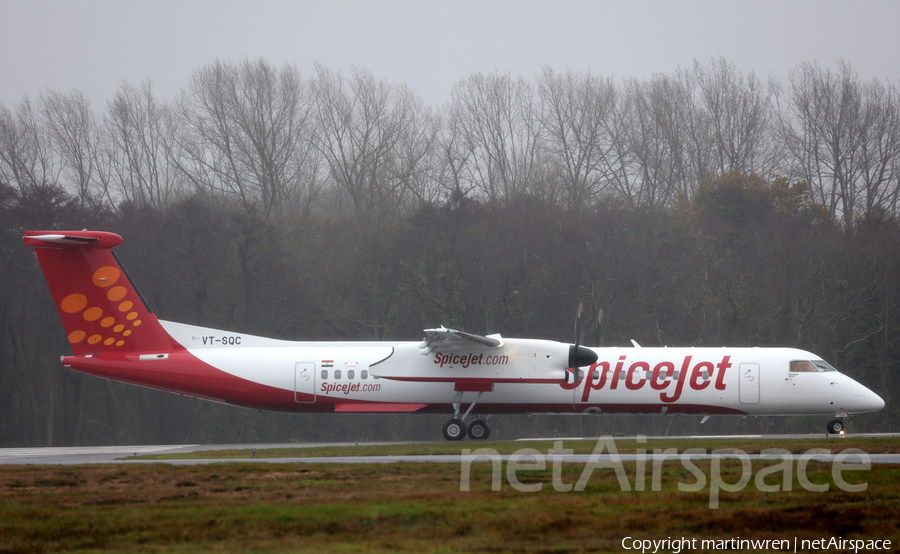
top-left (0, 58), bottom-right (896, 445)
top-left (3, 57), bottom-right (899, 224)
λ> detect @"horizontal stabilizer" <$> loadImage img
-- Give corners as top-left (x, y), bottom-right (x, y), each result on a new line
top-left (24, 231), bottom-right (123, 248)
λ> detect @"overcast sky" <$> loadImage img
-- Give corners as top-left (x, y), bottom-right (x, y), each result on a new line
top-left (3, 0), bottom-right (899, 110)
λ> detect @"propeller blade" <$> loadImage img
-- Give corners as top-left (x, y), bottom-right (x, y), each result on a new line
top-left (569, 303), bottom-right (595, 368)
top-left (568, 304), bottom-right (597, 404)
top-left (574, 303), bottom-right (584, 348)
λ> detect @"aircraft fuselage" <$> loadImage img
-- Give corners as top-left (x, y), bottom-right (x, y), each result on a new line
top-left (60, 320), bottom-right (884, 420)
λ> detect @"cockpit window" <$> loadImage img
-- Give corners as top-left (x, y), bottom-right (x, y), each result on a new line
top-left (811, 360), bottom-right (837, 372)
top-left (790, 360), bottom-right (838, 373)
top-left (790, 361), bottom-right (818, 372)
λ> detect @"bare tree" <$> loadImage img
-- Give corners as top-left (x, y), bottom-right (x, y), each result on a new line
top-left (856, 78), bottom-right (900, 215)
top-left (536, 66), bottom-right (620, 209)
top-left (692, 57), bottom-right (779, 178)
top-left (435, 107), bottom-right (478, 199)
top-left (623, 75), bottom-right (691, 207)
top-left (312, 64), bottom-right (434, 219)
top-left (775, 60), bottom-right (900, 225)
top-left (777, 61), bottom-right (856, 223)
top-left (447, 72), bottom-right (544, 201)
top-left (0, 98), bottom-right (60, 191)
top-left (102, 80), bottom-right (182, 209)
top-left (382, 85), bottom-right (441, 206)
top-left (178, 59), bottom-right (318, 219)
top-left (40, 89), bottom-right (103, 207)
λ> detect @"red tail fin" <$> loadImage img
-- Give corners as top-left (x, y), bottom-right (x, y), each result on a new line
top-left (24, 231), bottom-right (180, 354)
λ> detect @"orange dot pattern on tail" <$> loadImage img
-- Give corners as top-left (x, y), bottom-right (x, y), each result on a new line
top-left (62, 266), bottom-right (143, 347)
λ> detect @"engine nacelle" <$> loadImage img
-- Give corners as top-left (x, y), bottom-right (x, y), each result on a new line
top-left (370, 338), bottom-right (594, 386)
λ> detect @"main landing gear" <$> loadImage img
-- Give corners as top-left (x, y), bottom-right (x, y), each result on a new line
top-left (826, 418), bottom-right (845, 435)
top-left (442, 391), bottom-right (491, 441)
top-left (442, 418), bottom-right (491, 441)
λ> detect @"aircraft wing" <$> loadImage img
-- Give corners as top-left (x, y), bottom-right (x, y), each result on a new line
top-left (418, 327), bottom-right (503, 354)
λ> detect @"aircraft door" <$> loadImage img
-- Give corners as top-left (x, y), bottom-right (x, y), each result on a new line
top-left (739, 363), bottom-right (759, 404)
top-left (294, 362), bottom-right (316, 403)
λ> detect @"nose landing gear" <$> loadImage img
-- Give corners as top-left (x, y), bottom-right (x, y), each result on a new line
top-left (826, 418), bottom-right (845, 435)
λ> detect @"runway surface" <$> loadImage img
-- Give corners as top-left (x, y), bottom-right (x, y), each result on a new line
top-left (1, 434), bottom-right (898, 466)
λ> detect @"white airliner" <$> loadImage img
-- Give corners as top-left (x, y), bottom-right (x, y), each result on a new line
top-left (25, 230), bottom-right (885, 440)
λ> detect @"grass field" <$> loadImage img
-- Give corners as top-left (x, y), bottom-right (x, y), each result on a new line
top-left (2, 437), bottom-right (898, 553)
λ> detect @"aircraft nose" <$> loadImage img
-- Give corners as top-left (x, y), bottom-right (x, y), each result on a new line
top-left (870, 390), bottom-right (886, 412)
top-left (851, 380), bottom-right (886, 413)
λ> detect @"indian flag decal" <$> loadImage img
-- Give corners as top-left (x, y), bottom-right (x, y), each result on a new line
top-left (322, 360), bottom-right (334, 368)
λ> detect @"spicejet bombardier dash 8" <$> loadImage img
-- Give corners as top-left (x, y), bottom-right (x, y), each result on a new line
top-left (25, 230), bottom-right (885, 440)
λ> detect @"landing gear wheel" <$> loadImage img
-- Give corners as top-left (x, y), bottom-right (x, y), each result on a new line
top-left (827, 419), bottom-right (845, 434)
top-left (442, 419), bottom-right (465, 441)
top-left (467, 419), bottom-right (491, 440)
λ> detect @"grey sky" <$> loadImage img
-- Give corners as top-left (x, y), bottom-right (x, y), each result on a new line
top-left (3, 0), bottom-right (899, 109)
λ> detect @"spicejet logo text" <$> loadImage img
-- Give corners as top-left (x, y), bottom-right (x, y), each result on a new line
top-left (561, 355), bottom-right (731, 403)
top-left (434, 352), bottom-right (509, 368)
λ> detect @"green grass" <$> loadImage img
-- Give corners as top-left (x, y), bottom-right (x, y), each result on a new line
top-left (1, 438), bottom-right (898, 553)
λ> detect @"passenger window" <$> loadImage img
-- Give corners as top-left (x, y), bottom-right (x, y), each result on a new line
top-left (335, 369), bottom-right (342, 379)
top-left (790, 361), bottom-right (818, 373)
top-left (348, 369), bottom-right (355, 379)
top-left (321, 370), bottom-right (328, 379)
top-left (361, 370), bottom-right (368, 379)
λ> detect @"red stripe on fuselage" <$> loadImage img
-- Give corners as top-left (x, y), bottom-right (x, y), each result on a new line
top-left (62, 350), bottom-right (301, 411)
top-left (61, 351), bottom-right (748, 416)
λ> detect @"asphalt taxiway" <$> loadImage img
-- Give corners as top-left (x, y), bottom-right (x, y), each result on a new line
top-left (1, 434), bottom-right (898, 465)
